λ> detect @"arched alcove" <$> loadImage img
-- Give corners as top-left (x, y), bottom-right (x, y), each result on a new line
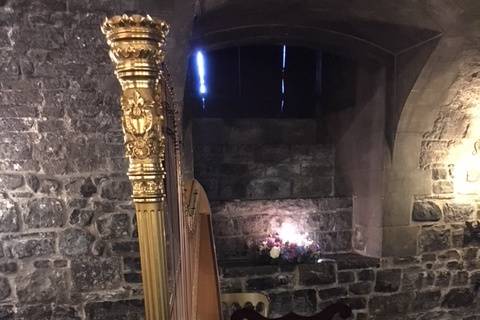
top-left (185, 1), bottom-right (441, 258)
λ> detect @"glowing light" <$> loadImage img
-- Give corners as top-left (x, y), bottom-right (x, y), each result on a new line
top-left (281, 44), bottom-right (287, 112)
top-left (449, 106), bottom-right (480, 198)
top-left (195, 50), bottom-right (207, 96)
top-left (452, 150), bottom-right (480, 195)
top-left (277, 222), bottom-right (312, 246)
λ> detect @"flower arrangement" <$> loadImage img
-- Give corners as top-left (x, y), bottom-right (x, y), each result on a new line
top-left (257, 228), bottom-right (321, 264)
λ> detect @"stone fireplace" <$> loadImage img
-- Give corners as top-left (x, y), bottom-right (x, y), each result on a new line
top-left (193, 118), bottom-right (353, 261)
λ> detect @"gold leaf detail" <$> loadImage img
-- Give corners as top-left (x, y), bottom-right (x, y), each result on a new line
top-left (123, 91), bottom-right (154, 136)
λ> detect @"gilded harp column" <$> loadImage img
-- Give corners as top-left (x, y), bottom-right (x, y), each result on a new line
top-left (101, 15), bottom-right (170, 320)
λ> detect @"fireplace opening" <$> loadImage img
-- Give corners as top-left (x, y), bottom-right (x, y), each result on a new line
top-left (185, 44), bottom-right (379, 264)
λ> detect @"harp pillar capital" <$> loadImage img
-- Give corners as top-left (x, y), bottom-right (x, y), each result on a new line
top-left (102, 14), bottom-right (171, 320)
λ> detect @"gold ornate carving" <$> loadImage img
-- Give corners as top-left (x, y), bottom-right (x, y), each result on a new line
top-left (102, 14), bottom-right (171, 320)
top-left (123, 91), bottom-right (154, 137)
top-left (121, 90), bottom-right (165, 165)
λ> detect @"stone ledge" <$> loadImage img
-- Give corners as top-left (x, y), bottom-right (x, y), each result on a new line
top-left (219, 252), bottom-right (380, 275)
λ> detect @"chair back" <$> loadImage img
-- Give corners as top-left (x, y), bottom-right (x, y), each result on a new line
top-left (230, 302), bottom-right (353, 320)
top-left (221, 292), bottom-right (270, 318)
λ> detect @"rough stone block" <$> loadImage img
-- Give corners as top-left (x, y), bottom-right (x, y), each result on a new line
top-left (111, 241), bottom-right (139, 254)
top-left (69, 209), bottom-right (94, 226)
top-left (432, 181), bottom-right (454, 194)
top-left (464, 221), bottom-right (480, 246)
top-left (0, 118), bottom-right (35, 132)
top-left (53, 260), bottom-right (67, 269)
top-left (16, 269), bottom-right (67, 304)
top-left (25, 198), bottom-right (65, 229)
top-left (100, 179), bottom-right (132, 201)
top-left (0, 277), bottom-right (10, 301)
top-left (443, 203), bottom-right (475, 222)
top-left (15, 305), bottom-right (53, 320)
top-left (79, 178), bottom-right (97, 198)
top-left (59, 228), bottom-right (94, 256)
top-left (213, 217), bottom-right (241, 237)
top-left (442, 288), bottom-right (474, 308)
top-left (421, 253), bottom-right (437, 262)
top-left (375, 269), bottom-right (402, 293)
top-left (300, 163), bottom-right (333, 177)
top-left (0, 174), bottom-right (24, 190)
top-left (124, 273), bottom-right (141, 283)
top-left (265, 163), bottom-right (301, 178)
top-left (85, 299), bottom-right (144, 320)
top-left (0, 305), bottom-right (14, 319)
top-left (269, 292), bottom-right (293, 317)
top-left (470, 271), bottom-right (480, 286)
top-left (0, 262), bottom-right (17, 274)
top-left (13, 238), bottom-right (55, 258)
top-left (293, 289), bottom-right (316, 314)
top-left (298, 261), bottom-right (336, 285)
top-left (349, 282), bottom-right (372, 295)
top-left (246, 177), bottom-right (291, 199)
top-left (246, 277), bottom-right (276, 291)
top-left (317, 287), bottom-right (347, 300)
top-left (412, 200), bottom-right (442, 222)
top-left (123, 257), bottom-right (141, 273)
top-left (317, 198), bottom-right (353, 211)
top-left (412, 290), bottom-right (441, 311)
top-left (419, 226), bottom-right (451, 253)
top-left (357, 269), bottom-right (375, 281)
top-left (33, 260), bottom-right (51, 269)
top-left (435, 271), bottom-right (451, 287)
top-left (292, 176), bottom-right (332, 198)
top-left (437, 249), bottom-right (460, 261)
top-left (432, 168), bottom-right (448, 180)
top-left (25, 175), bottom-right (40, 192)
top-left (331, 253), bottom-right (380, 270)
top-left (71, 257), bottom-right (122, 292)
top-left (51, 305), bottom-right (81, 320)
top-left (355, 313), bottom-right (368, 320)
top-left (96, 213), bottom-right (131, 239)
top-left (338, 271), bottom-right (355, 283)
top-left (215, 237), bottom-right (248, 261)
top-left (368, 293), bottom-right (413, 317)
top-left (402, 267), bottom-right (434, 291)
top-left (337, 297), bottom-right (366, 310)
top-left (218, 177), bottom-right (250, 200)
top-left (0, 197), bottom-right (19, 232)
top-left (220, 279), bottom-right (243, 293)
top-left (452, 271), bottom-right (469, 286)
top-left (39, 178), bottom-right (62, 194)
top-left (254, 145), bottom-right (291, 164)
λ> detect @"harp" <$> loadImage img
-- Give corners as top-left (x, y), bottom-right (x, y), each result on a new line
top-left (101, 15), bottom-right (222, 320)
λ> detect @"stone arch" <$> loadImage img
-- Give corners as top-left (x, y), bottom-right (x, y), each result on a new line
top-left (381, 0), bottom-right (480, 258)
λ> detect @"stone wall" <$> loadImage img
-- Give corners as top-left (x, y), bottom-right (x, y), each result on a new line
top-left (193, 118), bottom-right (346, 261)
top-left (0, 0), bottom-right (154, 318)
top-left (220, 248), bottom-right (480, 319)
top-left (212, 198), bottom-right (353, 262)
top-left (412, 50), bottom-right (480, 256)
top-left (193, 118), bottom-right (334, 201)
